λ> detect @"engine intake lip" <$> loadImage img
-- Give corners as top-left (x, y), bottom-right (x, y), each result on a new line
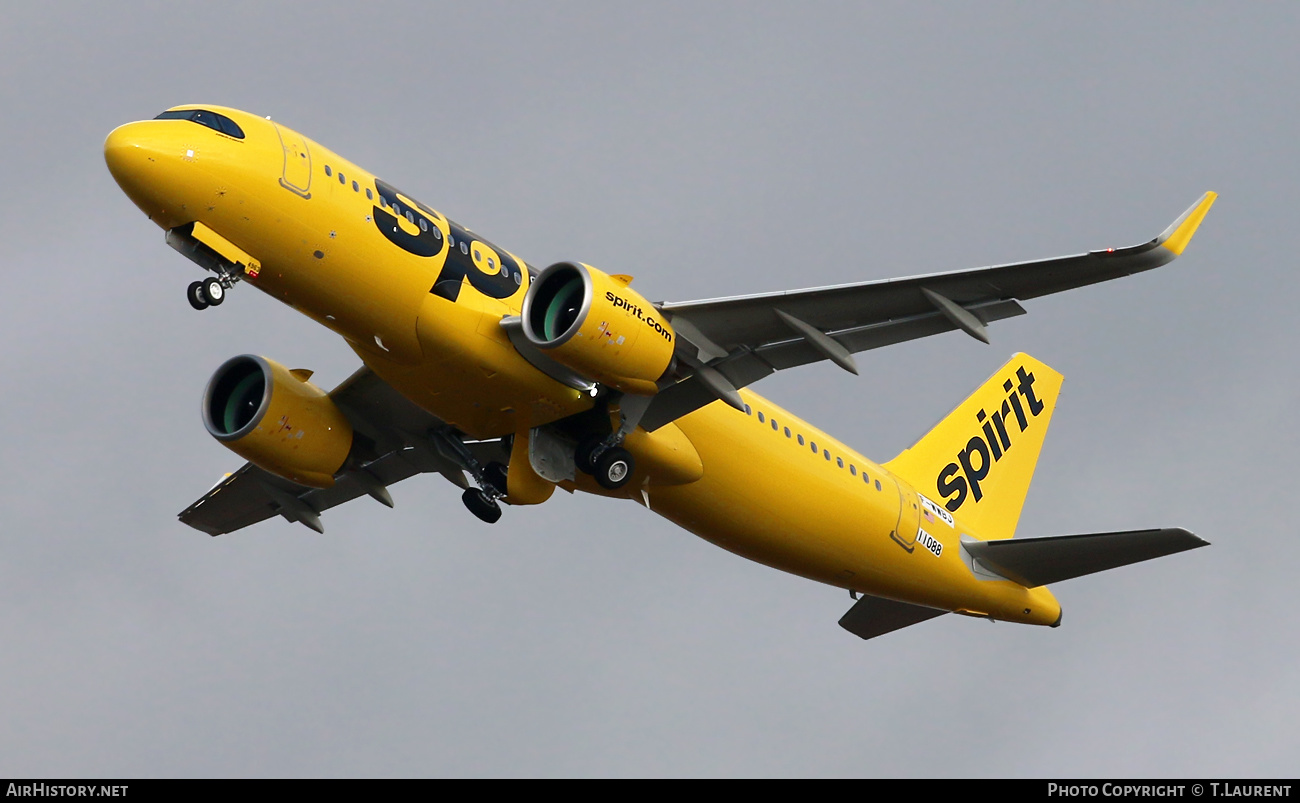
top-left (521, 261), bottom-right (592, 349)
top-left (202, 354), bottom-right (272, 442)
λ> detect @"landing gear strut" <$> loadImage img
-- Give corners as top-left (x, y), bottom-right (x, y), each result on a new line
top-left (572, 394), bottom-right (651, 491)
top-left (575, 430), bottom-right (636, 490)
top-left (428, 427), bottom-right (506, 524)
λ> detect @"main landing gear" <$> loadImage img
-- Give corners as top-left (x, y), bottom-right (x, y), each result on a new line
top-left (460, 460), bottom-right (509, 523)
top-left (461, 487), bottom-right (502, 524)
top-left (187, 277), bottom-right (227, 310)
top-left (427, 427), bottom-right (508, 525)
top-left (575, 435), bottom-right (635, 490)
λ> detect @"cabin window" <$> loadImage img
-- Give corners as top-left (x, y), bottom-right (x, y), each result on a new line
top-left (797, 434), bottom-right (805, 445)
top-left (338, 172), bottom-right (346, 184)
top-left (433, 228), bottom-right (443, 240)
top-left (850, 465), bottom-right (856, 476)
top-left (824, 450), bottom-right (831, 460)
top-left (771, 419), bottom-right (779, 431)
top-left (810, 441), bottom-right (817, 453)
top-left (460, 242), bottom-right (469, 254)
top-left (324, 165), bottom-right (332, 177)
top-left (352, 181), bottom-right (360, 192)
top-left (366, 188), bottom-right (373, 200)
top-left (875, 480), bottom-right (882, 491)
top-left (744, 405), bottom-right (752, 415)
top-left (836, 457), bottom-right (844, 468)
top-left (406, 210), bottom-right (415, 224)
top-left (420, 219), bottom-right (428, 232)
top-left (784, 427), bottom-right (791, 438)
top-left (757, 412), bottom-right (765, 423)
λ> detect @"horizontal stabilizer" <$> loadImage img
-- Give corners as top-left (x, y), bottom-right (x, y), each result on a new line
top-left (839, 594), bottom-right (948, 641)
top-left (964, 528), bottom-right (1209, 588)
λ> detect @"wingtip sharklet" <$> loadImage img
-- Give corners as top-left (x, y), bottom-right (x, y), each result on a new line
top-left (1157, 191), bottom-right (1217, 256)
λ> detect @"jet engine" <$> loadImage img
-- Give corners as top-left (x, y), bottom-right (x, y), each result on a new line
top-left (520, 262), bottom-right (675, 395)
top-left (202, 355), bottom-right (353, 488)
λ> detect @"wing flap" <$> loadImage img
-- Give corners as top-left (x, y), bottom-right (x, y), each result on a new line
top-left (179, 445), bottom-right (461, 536)
top-left (963, 528), bottom-right (1210, 588)
top-left (641, 298), bottom-right (1025, 430)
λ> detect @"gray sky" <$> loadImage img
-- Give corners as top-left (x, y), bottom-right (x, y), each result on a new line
top-left (1, 2), bottom-right (1294, 777)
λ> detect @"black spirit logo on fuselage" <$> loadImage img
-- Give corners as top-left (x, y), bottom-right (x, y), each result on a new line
top-left (371, 179), bottom-right (524, 302)
top-left (935, 366), bottom-right (1045, 513)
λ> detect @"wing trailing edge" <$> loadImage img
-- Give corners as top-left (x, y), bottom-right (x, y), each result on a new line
top-left (642, 194), bottom-right (1216, 431)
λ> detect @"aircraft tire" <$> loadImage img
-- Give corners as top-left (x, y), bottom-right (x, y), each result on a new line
top-left (462, 487), bottom-right (502, 524)
top-left (203, 277), bottom-right (225, 306)
top-left (574, 436), bottom-right (604, 474)
top-left (594, 448), bottom-right (634, 490)
top-left (187, 281), bottom-right (210, 310)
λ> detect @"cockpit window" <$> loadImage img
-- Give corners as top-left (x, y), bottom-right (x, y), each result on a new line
top-left (152, 109), bottom-right (246, 140)
top-left (191, 110), bottom-right (220, 130)
top-left (217, 116), bottom-right (245, 138)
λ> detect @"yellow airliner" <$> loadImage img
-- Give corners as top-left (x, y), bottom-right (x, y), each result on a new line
top-left (104, 105), bottom-right (1216, 640)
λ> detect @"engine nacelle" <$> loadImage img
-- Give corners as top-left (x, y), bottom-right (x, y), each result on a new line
top-left (521, 262), bottom-right (675, 395)
top-left (202, 355), bottom-right (353, 488)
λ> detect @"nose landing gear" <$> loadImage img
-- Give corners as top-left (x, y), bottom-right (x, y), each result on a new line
top-left (166, 224), bottom-right (244, 311)
top-left (187, 277), bottom-right (227, 310)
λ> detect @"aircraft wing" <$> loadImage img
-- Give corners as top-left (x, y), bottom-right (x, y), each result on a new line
top-left (642, 192), bottom-right (1216, 430)
top-left (179, 366), bottom-right (485, 536)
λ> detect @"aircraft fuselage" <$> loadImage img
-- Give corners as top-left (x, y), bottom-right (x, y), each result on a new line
top-left (105, 105), bottom-right (1063, 629)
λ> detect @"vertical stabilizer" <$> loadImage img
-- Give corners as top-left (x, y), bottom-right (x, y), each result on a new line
top-left (884, 353), bottom-right (1063, 541)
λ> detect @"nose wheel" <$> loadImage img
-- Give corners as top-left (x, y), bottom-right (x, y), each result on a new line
top-left (187, 277), bottom-right (227, 310)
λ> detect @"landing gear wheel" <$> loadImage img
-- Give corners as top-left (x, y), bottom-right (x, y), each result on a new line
top-left (575, 436), bottom-right (604, 475)
top-left (594, 447), bottom-right (635, 490)
top-left (202, 277), bottom-right (225, 306)
top-left (462, 487), bottom-right (502, 524)
top-left (187, 281), bottom-right (210, 310)
top-left (483, 461), bottom-right (509, 496)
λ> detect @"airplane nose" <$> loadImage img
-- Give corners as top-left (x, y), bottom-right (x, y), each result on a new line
top-left (104, 122), bottom-right (148, 188)
top-left (105, 121), bottom-right (187, 228)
